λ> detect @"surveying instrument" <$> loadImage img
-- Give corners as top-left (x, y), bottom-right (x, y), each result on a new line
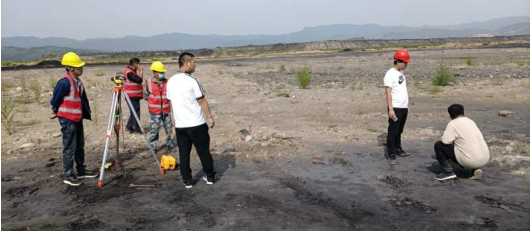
top-left (97, 75), bottom-right (164, 188)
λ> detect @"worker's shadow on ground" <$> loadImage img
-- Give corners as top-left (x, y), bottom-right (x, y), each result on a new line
top-left (113, 146), bottom-right (237, 183)
top-left (192, 153), bottom-right (237, 183)
top-left (425, 156), bottom-right (472, 178)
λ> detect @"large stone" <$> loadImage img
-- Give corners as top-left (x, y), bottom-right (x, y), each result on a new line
top-left (276, 92), bottom-right (290, 98)
top-left (222, 148), bottom-right (237, 154)
top-left (238, 129), bottom-right (250, 137)
top-left (244, 135), bottom-right (253, 142)
top-left (498, 110), bottom-right (513, 117)
top-left (19, 143), bottom-right (35, 149)
top-left (138, 152), bottom-right (152, 159)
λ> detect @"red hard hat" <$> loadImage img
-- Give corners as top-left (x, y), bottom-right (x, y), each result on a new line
top-left (393, 49), bottom-right (411, 63)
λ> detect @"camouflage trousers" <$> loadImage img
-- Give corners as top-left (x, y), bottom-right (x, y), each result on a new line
top-left (148, 112), bottom-right (175, 150)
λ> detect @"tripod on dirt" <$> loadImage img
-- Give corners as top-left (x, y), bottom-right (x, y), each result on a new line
top-left (97, 75), bottom-right (164, 188)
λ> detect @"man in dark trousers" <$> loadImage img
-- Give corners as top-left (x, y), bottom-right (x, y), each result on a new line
top-left (123, 58), bottom-right (144, 133)
top-left (50, 52), bottom-right (99, 186)
top-left (384, 49), bottom-right (411, 164)
top-left (433, 104), bottom-right (490, 181)
top-left (167, 52), bottom-right (216, 189)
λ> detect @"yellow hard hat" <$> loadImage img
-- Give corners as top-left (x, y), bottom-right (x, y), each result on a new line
top-left (61, 52), bottom-right (85, 67)
top-left (150, 61), bottom-right (166, 72)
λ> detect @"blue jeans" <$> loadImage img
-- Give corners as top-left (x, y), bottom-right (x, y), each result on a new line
top-left (61, 120), bottom-right (85, 177)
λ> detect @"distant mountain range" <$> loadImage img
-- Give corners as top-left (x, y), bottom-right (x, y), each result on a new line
top-left (2, 16), bottom-right (529, 55)
top-left (1, 46), bottom-right (97, 62)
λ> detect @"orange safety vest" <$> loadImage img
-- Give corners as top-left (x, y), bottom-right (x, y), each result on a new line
top-left (146, 78), bottom-right (171, 114)
top-left (57, 73), bottom-right (83, 122)
top-left (123, 67), bottom-right (143, 98)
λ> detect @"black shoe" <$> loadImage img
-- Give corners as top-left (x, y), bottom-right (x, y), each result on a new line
top-left (126, 129), bottom-right (135, 134)
top-left (63, 176), bottom-right (82, 186)
top-left (183, 180), bottom-right (193, 189)
top-left (397, 148), bottom-right (411, 157)
top-left (202, 176), bottom-right (214, 185)
top-left (78, 169), bottom-right (99, 179)
top-left (435, 172), bottom-right (457, 181)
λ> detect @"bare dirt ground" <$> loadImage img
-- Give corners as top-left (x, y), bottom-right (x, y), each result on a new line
top-left (2, 47), bottom-right (530, 230)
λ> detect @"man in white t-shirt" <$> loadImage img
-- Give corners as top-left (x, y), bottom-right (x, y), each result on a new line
top-left (434, 104), bottom-right (490, 181)
top-left (166, 52), bottom-right (216, 189)
top-left (384, 49), bottom-right (411, 164)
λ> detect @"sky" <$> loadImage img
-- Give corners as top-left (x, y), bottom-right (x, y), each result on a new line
top-left (1, 0), bottom-right (529, 40)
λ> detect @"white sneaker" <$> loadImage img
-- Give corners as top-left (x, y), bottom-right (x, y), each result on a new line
top-left (183, 180), bottom-right (193, 189)
top-left (202, 176), bottom-right (214, 185)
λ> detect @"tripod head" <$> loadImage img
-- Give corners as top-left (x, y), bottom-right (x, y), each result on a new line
top-left (110, 75), bottom-right (125, 87)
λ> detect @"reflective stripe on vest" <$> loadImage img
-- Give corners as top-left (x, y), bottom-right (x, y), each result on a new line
top-left (58, 108), bottom-right (83, 114)
top-left (123, 67), bottom-right (143, 97)
top-left (147, 78), bottom-right (170, 114)
top-left (148, 103), bottom-right (171, 108)
top-left (56, 73), bottom-right (83, 122)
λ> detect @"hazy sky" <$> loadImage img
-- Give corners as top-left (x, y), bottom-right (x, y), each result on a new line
top-left (2, 0), bottom-right (529, 39)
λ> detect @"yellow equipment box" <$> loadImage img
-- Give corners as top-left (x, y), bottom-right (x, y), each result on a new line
top-left (161, 155), bottom-right (177, 170)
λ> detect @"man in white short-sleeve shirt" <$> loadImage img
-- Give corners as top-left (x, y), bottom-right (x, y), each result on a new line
top-left (166, 52), bottom-right (216, 189)
top-left (384, 49), bottom-right (411, 164)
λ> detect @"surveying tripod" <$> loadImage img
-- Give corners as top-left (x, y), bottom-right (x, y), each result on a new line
top-left (97, 75), bottom-right (164, 188)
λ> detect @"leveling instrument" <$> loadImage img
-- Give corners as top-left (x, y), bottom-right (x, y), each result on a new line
top-left (97, 75), bottom-right (165, 188)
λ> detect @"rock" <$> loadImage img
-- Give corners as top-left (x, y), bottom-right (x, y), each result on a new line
top-left (505, 146), bottom-right (513, 152)
top-left (498, 110), bottom-right (513, 117)
top-left (448, 82), bottom-right (455, 86)
top-left (238, 129), bottom-right (250, 137)
top-left (15, 87), bottom-right (22, 91)
top-left (244, 135), bottom-right (253, 142)
top-left (418, 128), bottom-right (440, 137)
top-left (276, 93), bottom-right (290, 98)
top-left (311, 156), bottom-right (325, 165)
top-left (272, 133), bottom-right (294, 140)
top-left (222, 148), bottom-right (237, 154)
top-left (138, 152), bottom-right (151, 159)
top-left (52, 133), bottom-right (62, 138)
top-left (19, 143), bottom-right (35, 149)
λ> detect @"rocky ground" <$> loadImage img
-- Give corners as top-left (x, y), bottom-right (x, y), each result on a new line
top-left (1, 47), bottom-right (529, 230)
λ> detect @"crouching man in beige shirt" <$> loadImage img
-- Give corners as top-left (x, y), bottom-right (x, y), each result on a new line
top-left (434, 104), bottom-right (490, 181)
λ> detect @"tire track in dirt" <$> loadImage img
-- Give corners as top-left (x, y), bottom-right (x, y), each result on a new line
top-left (473, 194), bottom-right (530, 214)
top-left (378, 174), bottom-right (439, 214)
top-left (264, 171), bottom-right (374, 229)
